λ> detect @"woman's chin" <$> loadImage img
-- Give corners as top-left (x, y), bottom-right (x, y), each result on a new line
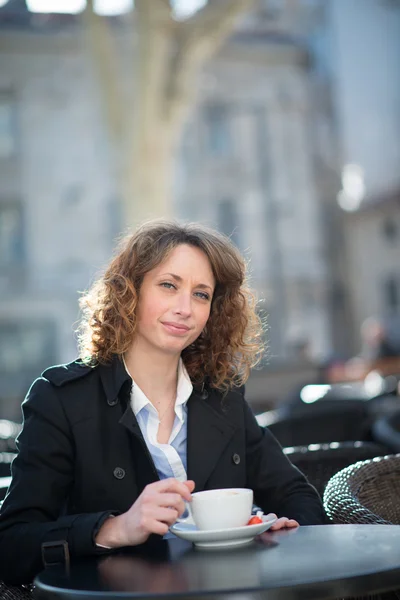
top-left (158, 339), bottom-right (188, 355)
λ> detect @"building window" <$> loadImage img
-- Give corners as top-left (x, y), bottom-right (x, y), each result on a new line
top-left (0, 202), bottom-right (25, 267)
top-left (217, 199), bottom-right (240, 247)
top-left (204, 104), bottom-right (232, 156)
top-left (261, 0), bottom-right (283, 19)
top-left (382, 217), bottom-right (398, 243)
top-left (0, 321), bottom-right (57, 376)
top-left (383, 276), bottom-right (400, 314)
top-left (107, 195), bottom-right (122, 246)
top-left (381, 0), bottom-right (400, 10)
top-left (0, 93), bottom-right (17, 159)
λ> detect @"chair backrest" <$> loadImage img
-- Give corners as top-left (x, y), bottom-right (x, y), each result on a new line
top-left (323, 454), bottom-right (400, 525)
top-left (0, 477), bottom-right (12, 500)
top-left (0, 452), bottom-right (16, 477)
top-left (0, 421), bottom-right (21, 453)
top-left (284, 441), bottom-right (389, 498)
top-left (265, 402), bottom-right (372, 447)
top-left (372, 410), bottom-right (400, 453)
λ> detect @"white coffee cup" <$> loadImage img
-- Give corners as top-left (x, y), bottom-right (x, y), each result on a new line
top-left (177, 488), bottom-right (253, 531)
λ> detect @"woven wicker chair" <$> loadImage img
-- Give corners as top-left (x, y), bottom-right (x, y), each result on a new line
top-left (324, 455), bottom-right (400, 599)
top-left (323, 454), bottom-right (400, 525)
top-left (284, 441), bottom-right (389, 498)
top-left (0, 582), bottom-right (33, 599)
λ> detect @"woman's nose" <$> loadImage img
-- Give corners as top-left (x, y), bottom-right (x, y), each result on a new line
top-left (174, 292), bottom-right (192, 316)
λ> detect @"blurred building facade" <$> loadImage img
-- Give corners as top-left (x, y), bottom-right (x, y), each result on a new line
top-left (325, 0), bottom-right (400, 351)
top-left (0, 9), bottom-right (119, 417)
top-left (344, 192), bottom-right (400, 350)
top-left (0, 0), bottom-right (398, 415)
top-left (175, 0), bottom-right (335, 363)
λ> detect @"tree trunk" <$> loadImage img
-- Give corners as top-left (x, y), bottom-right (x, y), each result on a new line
top-left (124, 119), bottom-right (178, 226)
top-left (84, 0), bottom-right (255, 228)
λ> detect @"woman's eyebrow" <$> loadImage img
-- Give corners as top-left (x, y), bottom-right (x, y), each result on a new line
top-left (161, 272), bottom-right (214, 291)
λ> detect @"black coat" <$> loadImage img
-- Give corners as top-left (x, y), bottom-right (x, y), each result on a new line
top-left (0, 356), bottom-right (325, 584)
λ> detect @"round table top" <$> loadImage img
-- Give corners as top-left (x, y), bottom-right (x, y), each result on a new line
top-left (34, 524), bottom-right (400, 600)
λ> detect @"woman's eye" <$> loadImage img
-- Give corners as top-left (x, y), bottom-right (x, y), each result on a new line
top-left (160, 282), bottom-right (176, 290)
top-left (195, 291), bottom-right (210, 301)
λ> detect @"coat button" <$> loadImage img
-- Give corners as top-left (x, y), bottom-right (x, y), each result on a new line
top-left (232, 453), bottom-right (240, 465)
top-left (107, 397), bottom-right (119, 406)
top-left (113, 467), bottom-right (125, 480)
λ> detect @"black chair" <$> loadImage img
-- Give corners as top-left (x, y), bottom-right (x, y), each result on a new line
top-left (0, 452), bottom-right (16, 477)
top-left (0, 420), bottom-right (21, 453)
top-left (0, 492), bottom-right (32, 598)
top-left (284, 441), bottom-right (390, 499)
top-left (286, 381), bottom-right (369, 407)
top-left (257, 400), bottom-right (373, 447)
top-left (0, 452), bottom-right (14, 500)
top-left (0, 475), bottom-right (11, 500)
top-left (372, 410), bottom-right (400, 453)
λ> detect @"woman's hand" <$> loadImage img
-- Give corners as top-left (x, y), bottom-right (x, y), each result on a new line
top-left (267, 513), bottom-right (299, 530)
top-left (95, 478), bottom-right (195, 548)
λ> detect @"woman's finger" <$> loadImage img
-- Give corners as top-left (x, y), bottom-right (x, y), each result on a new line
top-left (266, 513), bottom-right (277, 520)
top-left (145, 519), bottom-right (170, 537)
top-left (151, 506), bottom-right (180, 526)
top-left (286, 519), bottom-right (300, 528)
top-left (156, 492), bottom-right (185, 508)
top-left (270, 517), bottom-right (289, 530)
top-left (151, 478), bottom-right (193, 502)
top-left (270, 517), bottom-right (299, 530)
top-left (183, 480), bottom-right (195, 493)
top-left (156, 493), bottom-right (186, 516)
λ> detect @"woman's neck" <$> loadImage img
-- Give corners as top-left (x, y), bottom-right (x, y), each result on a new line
top-left (123, 343), bottom-right (180, 406)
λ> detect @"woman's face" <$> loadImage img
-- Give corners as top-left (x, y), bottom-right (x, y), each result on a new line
top-left (134, 244), bottom-right (215, 356)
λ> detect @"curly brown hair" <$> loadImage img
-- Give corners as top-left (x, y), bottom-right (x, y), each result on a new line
top-left (77, 220), bottom-right (265, 391)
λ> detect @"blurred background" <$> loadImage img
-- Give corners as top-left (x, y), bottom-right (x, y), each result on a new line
top-left (0, 0), bottom-right (400, 421)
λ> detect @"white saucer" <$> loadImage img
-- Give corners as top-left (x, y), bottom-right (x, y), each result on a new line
top-left (170, 515), bottom-right (277, 549)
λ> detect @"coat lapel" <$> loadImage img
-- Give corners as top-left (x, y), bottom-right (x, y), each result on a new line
top-left (187, 389), bottom-right (237, 491)
top-left (119, 405), bottom-right (160, 486)
top-left (119, 404), bottom-right (143, 438)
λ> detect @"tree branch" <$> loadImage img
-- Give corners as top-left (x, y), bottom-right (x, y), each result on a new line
top-left (164, 0), bottom-right (255, 123)
top-left (83, 0), bottom-right (125, 142)
top-left (182, 0), bottom-right (255, 61)
top-left (132, 0), bottom-right (176, 130)
top-left (135, 0), bottom-right (173, 22)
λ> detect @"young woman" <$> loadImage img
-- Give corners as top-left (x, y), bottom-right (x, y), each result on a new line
top-left (0, 220), bottom-right (325, 584)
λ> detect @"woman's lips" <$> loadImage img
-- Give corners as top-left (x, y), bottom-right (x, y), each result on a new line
top-left (162, 322), bottom-right (191, 336)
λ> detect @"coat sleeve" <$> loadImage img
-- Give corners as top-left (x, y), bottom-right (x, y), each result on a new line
top-left (242, 394), bottom-right (326, 525)
top-left (0, 378), bottom-right (116, 585)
